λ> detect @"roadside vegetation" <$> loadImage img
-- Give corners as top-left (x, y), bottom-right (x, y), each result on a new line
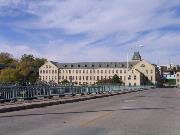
top-left (0, 52), bottom-right (46, 84)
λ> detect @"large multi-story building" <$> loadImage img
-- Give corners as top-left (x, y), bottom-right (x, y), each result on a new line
top-left (176, 72), bottom-right (180, 88)
top-left (39, 52), bottom-right (160, 86)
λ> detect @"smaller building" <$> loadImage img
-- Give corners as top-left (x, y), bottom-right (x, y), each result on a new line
top-left (0, 64), bottom-right (6, 73)
top-left (176, 72), bottom-right (180, 88)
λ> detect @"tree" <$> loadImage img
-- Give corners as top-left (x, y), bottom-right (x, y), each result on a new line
top-left (0, 52), bottom-right (46, 84)
top-left (96, 78), bottom-right (112, 84)
top-left (0, 68), bottom-right (19, 83)
top-left (0, 52), bottom-right (17, 66)
top-left (61, 79), bottom-right (70, 84)
top-left (112, 74), bottom-right (123, 84)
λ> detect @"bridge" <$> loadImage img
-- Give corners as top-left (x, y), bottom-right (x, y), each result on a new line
top-left (0, 85), bottom-right (154, 102)
top-left (0, 86), bottom-right (180, 135)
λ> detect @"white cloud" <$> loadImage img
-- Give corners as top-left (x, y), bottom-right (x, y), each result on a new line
top-left (0, 0), bottom-right (179, 64)
top-left (0, 43), bottom-right (40, 58)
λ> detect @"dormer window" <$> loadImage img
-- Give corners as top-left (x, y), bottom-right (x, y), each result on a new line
top-left (140, 64), bottom-right (145, 67)
top-left (63, 64), bottom-right (67, 67)
top-left (91, 65), bottom-right (94, 67)
top-left (99, 64), bottom-right (101, 67)
top-left (71, 65), bottom-right (73, 67)
top-left (106, 64), bottom-right (109, 67)
top-left (84, 65), bottom-right (87, 67)
top-left (78, 65), bottom-right (80, 67)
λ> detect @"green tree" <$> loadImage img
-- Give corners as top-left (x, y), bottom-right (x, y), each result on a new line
top-left (61, 79), bottom-right (70, 84)
top-left (0, 68), bottom-right (19, 83)
top-left (17, 54), bottom-right (46, 84)
top-left (0, 52), bottom-right (17, 66)
top-left (112, 74), bottom-right (123, 84)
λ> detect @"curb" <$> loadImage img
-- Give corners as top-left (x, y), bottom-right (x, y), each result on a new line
top-left (0, 90), bottom-right (141, 113)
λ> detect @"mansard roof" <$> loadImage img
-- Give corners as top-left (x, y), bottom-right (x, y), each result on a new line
top-left (132, 51), bottom-right (141, 61)
top-left (50, 61), bottom-right (139, 69)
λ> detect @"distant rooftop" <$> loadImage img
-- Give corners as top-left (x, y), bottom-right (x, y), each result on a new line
top-left (132, 51), bottom-right (141, 61)
top-left (50, 61), bottom-right (139, 69)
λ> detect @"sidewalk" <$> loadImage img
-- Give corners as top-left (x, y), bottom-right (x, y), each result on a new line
top-left (0, 90), bottom-right (139, 113)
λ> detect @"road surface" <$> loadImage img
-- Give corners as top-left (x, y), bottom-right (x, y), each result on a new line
top-left (0, 88), bottom-right (180, 135)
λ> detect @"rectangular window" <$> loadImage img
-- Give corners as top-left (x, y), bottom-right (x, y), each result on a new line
top-left (76, 70), bottom-right (78, 74)
top-left (116, 70), bottom-right (118, 74)
top-left (97, 70), bottom-right (99, 74)
top-left (69, 70), bottom-right (71, 74)
top-left (101, 70), bottom-right (103, 74)
top-left (86, 76), bottom-right (88, 80)
top-left (97, 76), bottom-right (99, 80)
top-left (128, 75), bottom-right (131, 80)
top-left (134, 75), bottom-right (136, 80)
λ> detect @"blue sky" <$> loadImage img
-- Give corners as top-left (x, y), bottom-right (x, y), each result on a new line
top-left (0, 0), bottom-right (180, 65)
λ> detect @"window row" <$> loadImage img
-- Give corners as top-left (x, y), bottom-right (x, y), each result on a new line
top-left (40, 76), bottom-right (57, 80)
top-left (40, 70), bottom-right (57, 74)
top-left (59, 69), bottom-right (126, 74)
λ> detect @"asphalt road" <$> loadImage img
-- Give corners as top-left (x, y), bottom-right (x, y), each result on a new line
top-left (0, 88), bottom-right (180, 135)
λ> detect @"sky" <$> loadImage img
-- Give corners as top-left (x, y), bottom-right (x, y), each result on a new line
top-left (0, 0), bottom-right (179, 65)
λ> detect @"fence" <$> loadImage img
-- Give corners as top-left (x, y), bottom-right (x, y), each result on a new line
top-left (0, 85), bottom-right (155, 102)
